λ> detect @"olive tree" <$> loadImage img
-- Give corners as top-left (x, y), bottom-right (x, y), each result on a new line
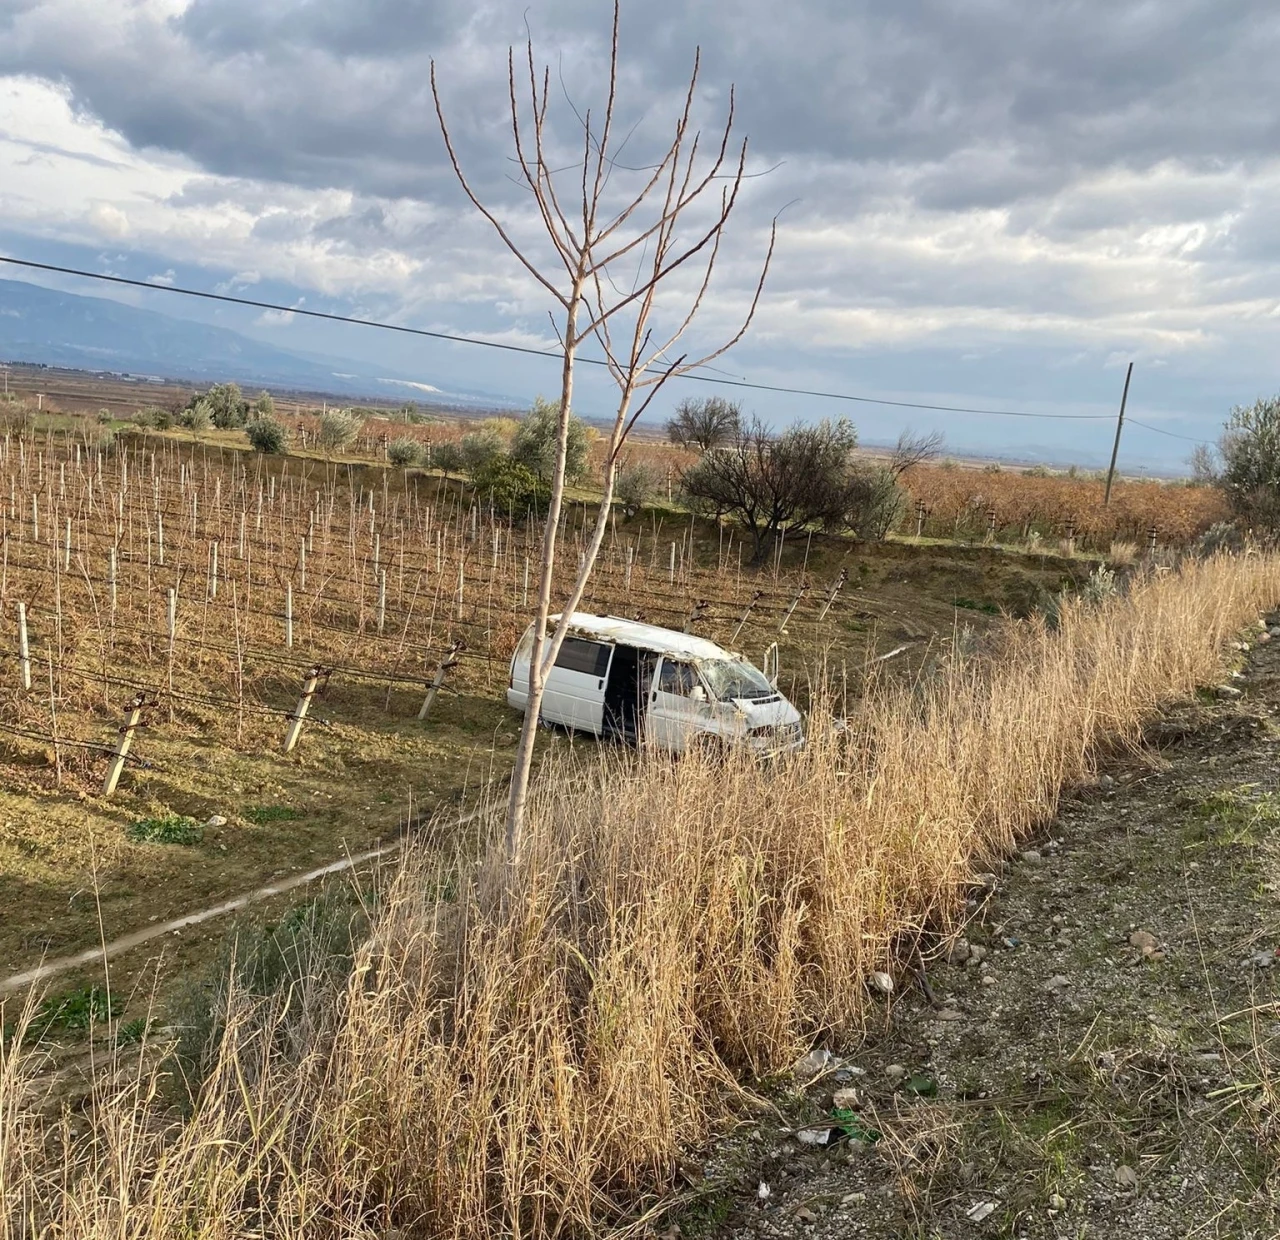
top-left (1218, 397), bottom-right (1280, 529)
top-left (681, 416), bottom-right (859, 561)
top-left (511, 398), bottom-right (590, 484)
top-left (433, 1), bottom-right (774, 854)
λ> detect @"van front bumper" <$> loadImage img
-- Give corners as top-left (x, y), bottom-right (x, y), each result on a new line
top-left (747, 721), bottom-right (805, 756)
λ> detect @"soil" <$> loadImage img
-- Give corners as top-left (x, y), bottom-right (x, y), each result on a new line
top-left (679, 627), bottom-right (1280, 1239)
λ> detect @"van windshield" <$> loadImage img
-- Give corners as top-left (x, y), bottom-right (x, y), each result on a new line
top-left (699, 658), bottom-right (775, 702)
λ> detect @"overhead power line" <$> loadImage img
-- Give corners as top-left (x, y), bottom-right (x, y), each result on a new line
top-left (1128, 418), bottom-right (1214, 446)
top-left (0, 254), bottom-right (1114, 422)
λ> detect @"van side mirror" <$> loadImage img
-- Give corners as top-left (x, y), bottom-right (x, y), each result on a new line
top-left (689, 685), bottom-right (707, 703)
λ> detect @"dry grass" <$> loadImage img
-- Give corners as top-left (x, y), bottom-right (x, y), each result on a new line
top-left (4, 553), bottom-right (1280, 1238)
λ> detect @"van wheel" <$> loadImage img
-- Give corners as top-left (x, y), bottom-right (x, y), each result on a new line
top-left (690, 734), bottom-right (730, 764)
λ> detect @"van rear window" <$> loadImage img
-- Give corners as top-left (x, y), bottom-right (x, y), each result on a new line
top-left (554, 637), bottom-right (612, 677)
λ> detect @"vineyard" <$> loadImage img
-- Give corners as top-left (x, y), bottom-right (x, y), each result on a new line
top-left (0, 422), bottom-right (1089, 993)
top-left (264, 411), bottom-right (1226, 551)
top-left (900, 462), bottom-right (1228, 547)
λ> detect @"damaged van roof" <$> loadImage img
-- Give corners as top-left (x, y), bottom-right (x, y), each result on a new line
top-left (552, 612), bottom-right (737, 661)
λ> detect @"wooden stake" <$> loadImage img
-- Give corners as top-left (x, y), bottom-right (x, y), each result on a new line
top-left (102, 693), bottom-right (146, 797)
top-left (418, 642), bottom-right (463, 722)
top-left (818, 568), bottom-right (848, 622)
top-left (730, 590), bottom-right (762, 644)
top-left (283, 666), bottom-right (323, 753)
top-left (16, 600), bottom-right (31, 690)
top-left (285, 581), bottom-right (294, 648)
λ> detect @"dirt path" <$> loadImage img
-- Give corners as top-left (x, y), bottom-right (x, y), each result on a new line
top-left (680, 630), bottom-right (1280, 1240)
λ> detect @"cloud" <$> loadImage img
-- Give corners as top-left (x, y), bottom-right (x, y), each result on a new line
top-left (2, 0), bottom-right (1280, 459)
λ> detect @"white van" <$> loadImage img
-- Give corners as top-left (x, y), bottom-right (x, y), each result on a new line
top-left (507, 613), bottom-right (804, 755)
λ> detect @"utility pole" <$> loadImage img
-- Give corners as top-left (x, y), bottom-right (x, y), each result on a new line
top-left (1103, 362), bottom-right (1134, 507)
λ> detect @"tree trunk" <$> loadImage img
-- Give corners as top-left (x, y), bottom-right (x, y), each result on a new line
top-left (505, 282), bottom-right (582, 857)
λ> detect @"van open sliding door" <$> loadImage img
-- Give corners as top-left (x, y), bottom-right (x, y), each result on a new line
top-left (541, 636), bottom-right (613, 735)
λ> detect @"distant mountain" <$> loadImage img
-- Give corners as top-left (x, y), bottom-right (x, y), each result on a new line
top-left (0, 278), bottom-right (513, 406)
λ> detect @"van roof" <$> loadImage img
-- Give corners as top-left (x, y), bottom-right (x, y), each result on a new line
top-left (553, 612), bottom-right (736, 661)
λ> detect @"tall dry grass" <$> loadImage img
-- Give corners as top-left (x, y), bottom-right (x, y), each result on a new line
top-left (4, 554), bottom-right (1280, 1238)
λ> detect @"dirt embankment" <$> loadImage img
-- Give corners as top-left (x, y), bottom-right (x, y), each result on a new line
top-left (683, 630), bottom-right (1280, 1240)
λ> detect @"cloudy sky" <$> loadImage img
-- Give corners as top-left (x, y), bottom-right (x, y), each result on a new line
top-left (2, 0), bottom-right (1279, 467)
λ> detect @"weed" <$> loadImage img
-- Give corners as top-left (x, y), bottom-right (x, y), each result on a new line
top-left (1181, 787), bottom-right (1280, 849)
top-left (127, 814), bottom-right (203, 845)
top-left (952, 597), bottom-right (1000, 615)
top-left (116, 1018), bottom-right (149, 1045)
top-left (29, 986), bottom-right (121, 1037)
top-left (243, 805), bottom-right (303, 826)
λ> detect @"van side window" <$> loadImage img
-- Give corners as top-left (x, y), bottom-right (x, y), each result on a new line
top-left (554, 637), bottom-right (612, 677)
top-left (657, 660), bottom-right (698, 696)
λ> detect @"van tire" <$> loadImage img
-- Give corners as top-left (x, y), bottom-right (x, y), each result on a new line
top-left (689, 733), bottom-right (730, 765)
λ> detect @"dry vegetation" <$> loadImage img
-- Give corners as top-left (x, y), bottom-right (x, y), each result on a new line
top-left (903, 461), bottom-right (1228, 547)
top-left (3, 546), bottom-right (1278, 1238)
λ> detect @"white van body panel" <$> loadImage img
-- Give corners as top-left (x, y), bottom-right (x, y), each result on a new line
top-left (507, 613), bottom-right (803, 755)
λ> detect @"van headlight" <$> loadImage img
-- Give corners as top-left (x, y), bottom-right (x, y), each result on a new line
top-left (752, 722), bottom-right (803, 745)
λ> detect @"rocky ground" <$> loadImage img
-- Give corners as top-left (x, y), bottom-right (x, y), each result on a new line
top-left (676, 625), bottom-right (1280, 1240)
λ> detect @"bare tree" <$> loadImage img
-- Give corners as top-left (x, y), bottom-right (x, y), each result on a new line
top-left (887, 428), bottom-right (944, 477)
top-left (666, 395), bottom-right (742, 451)
top-left (432, 3), bottom-right (774, 856)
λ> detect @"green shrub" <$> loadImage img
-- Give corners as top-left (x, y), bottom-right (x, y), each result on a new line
top-left (1193, 521), bottom-right (1245, 558)
top-left (511, 397), bottom-right (590, 484)
top-left (459, 427), bottom-right (505, 476)
top-left (432, 441), bottom-right (464, 476)
top-left (135, 406), bottom-right (174, 430)
top-left (471, 455), bottom-right (549, 515)
top-left (205, 382), bottom-right (249, 429)
top-left (615, 460), bottom-right (663, 510)
top-left (316, 408), bottom-right (363, 453)
top-left (127, 813), bottom-right (203, 845)
top-left (387, 437), bottom-right (423, 467)
top-left (179, 400), bottom-right (212, 432)
top-left (245, 416), bottom-right (288, 454)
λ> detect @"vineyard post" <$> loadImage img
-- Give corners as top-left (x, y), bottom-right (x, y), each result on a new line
top-left (915, 499), bottom-right (926, 539)
top-left (377, 569), bottom-right (387, 634)
top-left (285, 582), bottom-right (294, 648)
top-left (731, 589), bottom-right (763, 643)
top-left (818, 568), bottom-right (848, 622)
top-left (102, 693), bottom-right (146, 798)
top-left (208, 541), bottom-right (218, 599)
top-left (46, 647), bottom-right (61, 786)
top-left (418, 641), bottom-right (464, 722)
top-left (778, 582), bottom-right (809, 634)
top-left (1064, 520), bottom-right (1076, 556)
top-left (1147, 525), bottom-right (1158, 558)
top-left (282, 666), bottom-right (324, 753)
top-left (683, 599), bottom-right (709, 633)
top-left (986, 508), bottom-right (997, 542)
top-left (108, 545), bottom-right (117, 627)
top-left (1103, 361), bottom-right (1134, 507)
top-left (16, 600), bottom-right (31, 690)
